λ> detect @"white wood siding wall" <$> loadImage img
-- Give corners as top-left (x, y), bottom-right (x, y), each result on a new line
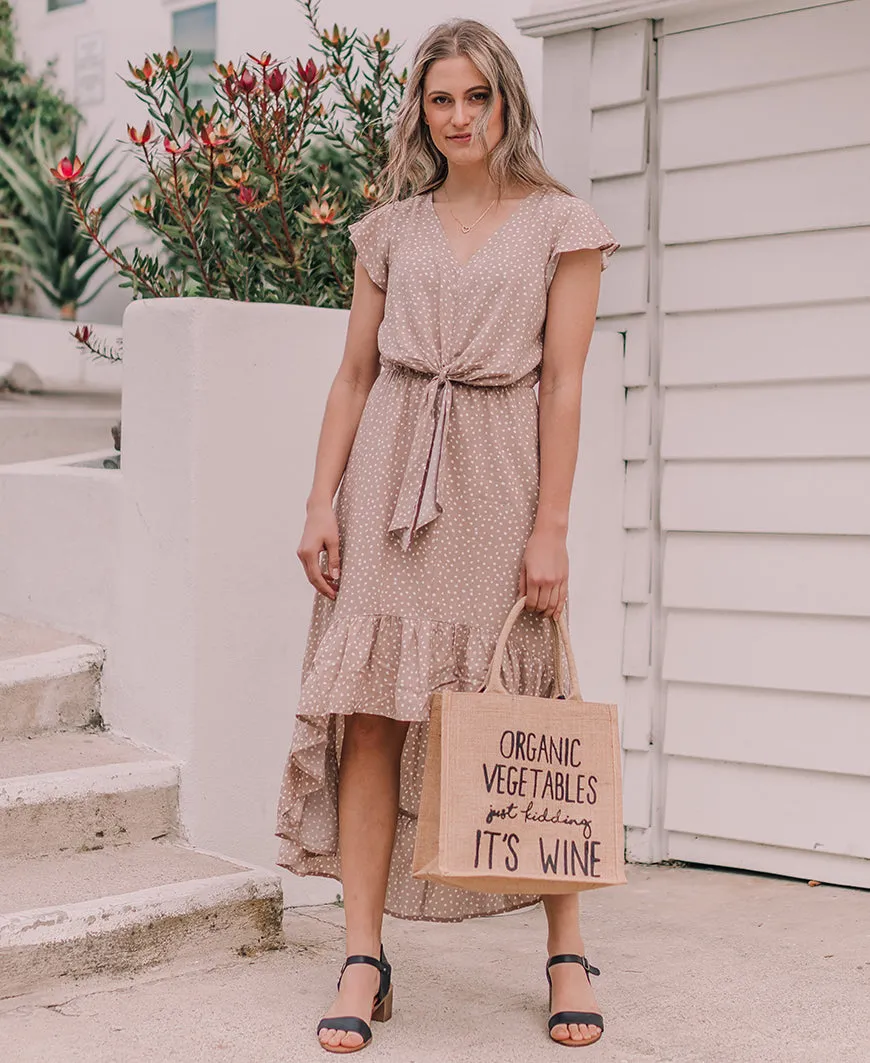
top-left (658, 0), bottom-right (870, 887)
top-left (541, 20), bottom-right (663, 858)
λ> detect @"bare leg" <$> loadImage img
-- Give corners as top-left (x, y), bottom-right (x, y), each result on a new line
top-left (543, 893), bottom-right (603, 1047)
top-left (319, 714), bottom-right (410, 1051)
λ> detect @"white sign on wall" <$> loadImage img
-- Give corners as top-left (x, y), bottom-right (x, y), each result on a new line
top-left (75, 32), bottom-right (105, 106)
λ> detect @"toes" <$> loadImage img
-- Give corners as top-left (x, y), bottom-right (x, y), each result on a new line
top-left (327, 1030), bottom-right (345, 1048)
top-left (550, 1022), bottom-right (570, 1042)
top-left (341, 1032), bottom-right (364, 1049)
top-left (565, 1023), bottom-right (601, 1046)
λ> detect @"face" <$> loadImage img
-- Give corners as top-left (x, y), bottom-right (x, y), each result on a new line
top-left (421, 55), bottom-right (504, 165)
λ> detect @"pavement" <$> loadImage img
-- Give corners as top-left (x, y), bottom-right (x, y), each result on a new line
top-left (0, 389), bottom-right (120, 464)
top-left (1, 863), bottom-right (867, 1063)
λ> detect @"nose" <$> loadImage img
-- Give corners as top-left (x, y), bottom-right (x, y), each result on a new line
top-left (452, 101), bottom-right (471, 128)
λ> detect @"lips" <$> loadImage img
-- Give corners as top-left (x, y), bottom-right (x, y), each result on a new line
top-left (448, 134), bottom-right (471, 142)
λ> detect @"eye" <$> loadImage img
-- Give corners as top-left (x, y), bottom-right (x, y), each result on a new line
top-left (471, 92), bottom-right (490, 101)
top-left (431, 95), bottom-right (450, 105)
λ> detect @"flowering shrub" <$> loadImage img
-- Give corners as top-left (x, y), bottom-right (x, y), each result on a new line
top-left (55, 0), bottom-right (405, 349)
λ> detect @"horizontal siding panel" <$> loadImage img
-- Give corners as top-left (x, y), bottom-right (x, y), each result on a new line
top-left (622, 675), bottom-right (653, 751)
top-left (664, 758), bottom-right (870, 858)
top-left (660, 0), bottom-right (870, 99)
top-left (663, 532), bottom-right (870, 617)
top-left (661, 460), bottom-right (870, 535)
top-left (662, 146), bottom-right (870, 244)
top-left (662, 610), bottom-right (870, 696)
top-left (622, 602), bottom-right (650, 678)
top-left (661, 303), bottom-right (870, 386)
top-left (662, 229), bottom-right (870, 313)
top-left (664, 682), bottom-right (870, 776)
top-left (599, 247), bottom-right (646, 318)
top-left (622, 528), bottom-right (651, 604)
top-left (625, 825), bottom-right (655, 863)
top-left (662, 381), bottom-right (870, 459)
top-left (570, 330), bottom-right (626, 706)
top-left (623, 387), bottom-right (651, 460)
top-left (592, 174), bottom-right (647, 251)
top-left (591, 22), bottom-right (648, 109)
top-left (591, 102), bottom-right (647, 179)
top-left (622, 749), bottom-right (652, 827)
top-left (661, 71), bottom-right (870, 171)
top-left (667, 832), bottom-right (870, 890)
top-left (624, 319), bottom-right (650, 387)
top-left (623, 460), bottom-right (651, 529)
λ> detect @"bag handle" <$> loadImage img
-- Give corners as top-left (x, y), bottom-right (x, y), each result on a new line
top-left (481, 595), bottom-right (583, 702)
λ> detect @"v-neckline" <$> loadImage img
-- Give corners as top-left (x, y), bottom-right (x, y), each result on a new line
top-left (428, 187), bottom-right (543, 270)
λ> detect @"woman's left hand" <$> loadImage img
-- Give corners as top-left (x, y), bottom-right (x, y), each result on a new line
top-left (519, 525), bottom-right (569, 619)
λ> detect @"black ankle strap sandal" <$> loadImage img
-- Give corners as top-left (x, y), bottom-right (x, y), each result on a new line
top-left (316, 944), bottom-right (393, 1054)
top-left (545, 953), bottom-right (604, 1047)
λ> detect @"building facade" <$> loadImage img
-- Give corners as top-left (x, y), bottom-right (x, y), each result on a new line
top-left (520, 0), bottom-right (870, 888)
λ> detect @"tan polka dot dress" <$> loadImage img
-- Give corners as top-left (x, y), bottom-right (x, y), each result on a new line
top-left (275, 186), bottom-right (619, 922)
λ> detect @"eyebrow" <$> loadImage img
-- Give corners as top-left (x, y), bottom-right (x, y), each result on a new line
top-left (426, 85), bottom-right (491, 97)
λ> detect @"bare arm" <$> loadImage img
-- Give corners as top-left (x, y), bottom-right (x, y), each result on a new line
top-left (296, 260), bottom-right (385, 600)
top-left (520, 247), bottom-right (602, 619)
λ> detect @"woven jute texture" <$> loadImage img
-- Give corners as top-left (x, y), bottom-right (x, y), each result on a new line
top-left (413, 595), bottom-right (626, 895)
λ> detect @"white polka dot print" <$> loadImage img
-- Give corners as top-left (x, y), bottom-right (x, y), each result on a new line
top-left (274, 186), bottom-right (620, 922)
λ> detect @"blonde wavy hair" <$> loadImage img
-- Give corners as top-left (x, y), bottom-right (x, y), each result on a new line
top-left (375, 18), bottom-right (574, 205)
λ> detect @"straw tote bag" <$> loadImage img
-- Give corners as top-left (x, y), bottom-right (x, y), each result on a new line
top-left (412, 595), bottom-right (626, 895)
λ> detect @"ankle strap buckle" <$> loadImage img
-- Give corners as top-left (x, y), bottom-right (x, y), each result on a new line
top-left (337, 947), bottom-right (391, 990)
top-left (546, 953), bottom-right (601, 978)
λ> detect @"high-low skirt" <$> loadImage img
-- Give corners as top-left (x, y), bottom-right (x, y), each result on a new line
top-left (274, 362), bottom-right (570, 922)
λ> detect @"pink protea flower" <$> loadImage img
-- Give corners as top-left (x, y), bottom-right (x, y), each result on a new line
top-left (238, 69), bottom-right (257, 95)
top-left (296, 58), bottom-right (319, 85)
top-left (127, 122), bottom-right (154, 145)
top-left (163, 135), bottom-right (192, 155)
top-left (267, 67), bottom-right (286, 94)
top-left (50, 155), bottom-right (84, 182)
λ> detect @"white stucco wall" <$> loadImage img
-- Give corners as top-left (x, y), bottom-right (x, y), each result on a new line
top-left (0, 454), bottom-right (121, 645)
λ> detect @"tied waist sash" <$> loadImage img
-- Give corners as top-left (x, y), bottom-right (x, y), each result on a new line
top-left (383, 360), bottom-right (538, 551)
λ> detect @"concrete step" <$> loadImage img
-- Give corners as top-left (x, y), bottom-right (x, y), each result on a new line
top-left (0, 615), bottom-right (103, 739)
top-left (0, 840), bottom-right (284, 998)
top-left (0, 731), bottom-right (180, 859)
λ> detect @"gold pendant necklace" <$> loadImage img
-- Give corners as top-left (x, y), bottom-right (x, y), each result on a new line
top-left (442, 189), bottom-right (497, 233)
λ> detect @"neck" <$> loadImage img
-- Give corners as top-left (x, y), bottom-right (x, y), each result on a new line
top-left (438, 166), bottom-right (502, 204)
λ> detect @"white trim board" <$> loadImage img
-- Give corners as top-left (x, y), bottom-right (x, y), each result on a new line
top-left (517, 0), bottom-right (850, 35)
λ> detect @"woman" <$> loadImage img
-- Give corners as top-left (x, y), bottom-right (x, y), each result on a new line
top-left (275, 17), bottom-right (619, 1054)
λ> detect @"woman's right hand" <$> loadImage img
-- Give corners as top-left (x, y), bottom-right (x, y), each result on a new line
top-left (297, 501), bottom-right (341, 601)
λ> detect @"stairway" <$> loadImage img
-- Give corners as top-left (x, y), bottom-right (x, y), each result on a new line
top-left (0, 616), bottom-right (284, 999)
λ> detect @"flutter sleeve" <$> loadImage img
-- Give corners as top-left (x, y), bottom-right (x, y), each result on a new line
top-left (347, 202), bottom-right (393, 292)
top-left (547, 195), bottom-right (620, 281)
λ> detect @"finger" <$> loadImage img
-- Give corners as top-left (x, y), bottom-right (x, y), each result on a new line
top-left (526, 581), bottom-right (543, 613)
top-left (518, 564), bottom-right (527, 600)
top-left (326, 537), bottom-right (341, 583)
top-left (541, 583), bottom-right (558, 618)
top-left (553, 581), bottom-right (569, 621)
top-left (302, 550), bottom-right (335, 599)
